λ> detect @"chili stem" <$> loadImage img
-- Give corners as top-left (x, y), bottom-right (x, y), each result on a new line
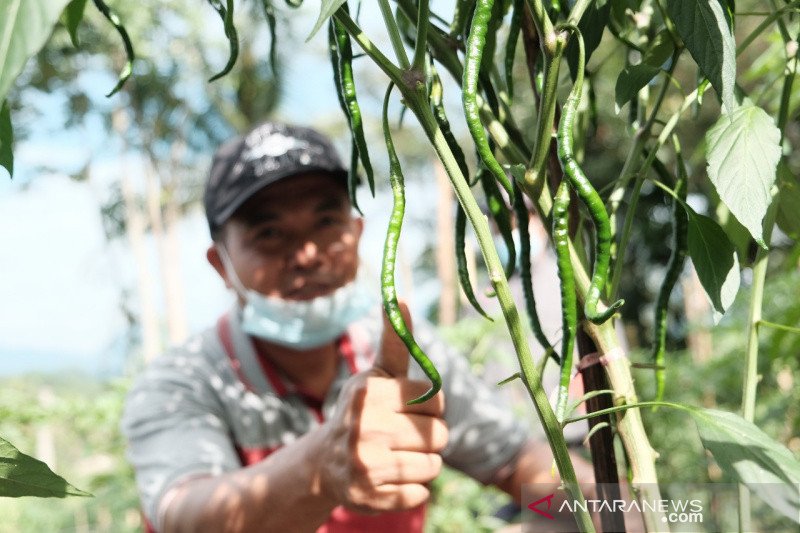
top-left (414, 98), bottom-right (595, 532)
top-left (757, 320), bottom-right (800, 335)
top-left (378, 0), bottom-right (411, 70)
top-left (412, 0), bottom-right (429, 71)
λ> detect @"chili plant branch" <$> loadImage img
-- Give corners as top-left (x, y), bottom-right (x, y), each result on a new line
top-left (378, 0), bottom-right (411, 70)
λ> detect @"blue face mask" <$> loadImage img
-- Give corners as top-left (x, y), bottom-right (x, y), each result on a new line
top-left (218, 246), bottom-right (377, 350)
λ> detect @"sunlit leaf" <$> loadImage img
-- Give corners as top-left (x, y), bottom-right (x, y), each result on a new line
top-left (666, 0), bottom-right (736, 111)
top-left (690, 409), bottom-right (800, 523)
top-left (307, 0), bottom-right (347, 41)
top-left (685, 208), bottom-right (740, 316)
top-left (706, 102), bottom-right (781, 247)
top-left (0, 0), bottom-right (73, 104)
top-left (0, 100), bottom-right (11, 177)
top-left (0, 436), bottom-right (90, 498)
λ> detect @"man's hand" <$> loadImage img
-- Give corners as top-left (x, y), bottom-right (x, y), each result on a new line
top-left (316, 303), bottom-right (448, 514)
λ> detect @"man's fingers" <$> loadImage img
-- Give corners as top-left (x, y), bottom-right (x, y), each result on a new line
top-left (374, 301), bottom-right (413, 378)
top-left (369, 451), bottom-right (442, 485)
top-left (370, 482), bottom-right (431, 510)
top-left (361, 412), bottom-right (449, 452)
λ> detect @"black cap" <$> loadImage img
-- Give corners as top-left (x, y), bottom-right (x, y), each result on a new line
top-left (204, 121), bottom-right (348, 234)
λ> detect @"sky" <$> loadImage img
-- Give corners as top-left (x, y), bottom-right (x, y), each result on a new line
top-left (0, 1), bottom-right (459, 377)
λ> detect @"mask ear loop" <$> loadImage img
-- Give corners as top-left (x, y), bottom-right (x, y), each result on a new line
top-left (216, 245), bottom-right (250, 299)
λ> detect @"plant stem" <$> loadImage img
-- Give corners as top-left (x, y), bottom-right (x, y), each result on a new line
top-left (737, 1), bottom-right (800, 57)
top-left (413, 96), bottom-right (595, 532)
top-left (378, 0), bottom-right (411, 69)
top-left (758, 320), bottom-right (800, 335)
top-left (412, 0), bottom-right (429, 71)
top-left (566, 0), bottom-right (594, 26)
top-left (334, 11), bottom-right (404, 84)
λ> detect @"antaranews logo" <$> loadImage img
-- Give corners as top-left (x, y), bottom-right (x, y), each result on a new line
top-left (527, 493), bottom-right (556, 520)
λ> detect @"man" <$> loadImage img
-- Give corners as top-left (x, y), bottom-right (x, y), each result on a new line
top-left (122, 122), bottom-right (592, 532)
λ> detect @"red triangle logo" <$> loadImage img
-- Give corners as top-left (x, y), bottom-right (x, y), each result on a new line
top-left (527, 493), bottom-right (556, 519)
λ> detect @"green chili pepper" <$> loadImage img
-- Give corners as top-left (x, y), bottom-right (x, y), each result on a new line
top-left (332, 6), bottom-right (376, 198)
top-left (382, 83), bottom-right (442, 405)
top-left (512, 180), bottom-right (557, 362)
top-left (207, 0), bottom-right (239, 82)
top-left (92, 0), bottom-right (134, 96)
top-left (553, 179), bottom-right (576, 423)
top-left (259, 1), bottom-right (279, 78)
top-left (652, 155), bottom-right (688, 404)
top-left (463, 0), bottom-right (513, 196)
top-left (504, 0), bottom-right (523, 99)
top-left (450, 0), bottom-right (477, 39)
top-left (430, 70), bottom-right (469, 183)
top-left (328, 19), bottom-right (363, 215)
top-left (455, 204), bottom-right (491, 319)
top-left (480, 164), bottom-right (516, 279)
top-left (556, 25), bottom-right (624, 325)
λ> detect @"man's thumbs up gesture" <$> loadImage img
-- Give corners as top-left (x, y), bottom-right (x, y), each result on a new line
top-left (317, 303), bottom-right (448, 513)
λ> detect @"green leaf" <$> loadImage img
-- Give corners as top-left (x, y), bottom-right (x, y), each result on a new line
top-left (666, 0), bottom-right (736, 111)
top-left (690, 409), bottom-right (800, 523)
top-left (307, 0), bottom-right (348, 42)
top-left (566, 0), bottom-right (610, 80)
top-left (61, 0), bottom-right (88, 47)
top-left (0, 0), bottom-right (74, 105)
top-left (706, 102), bottom-right (781, 247)
top-left (685, 208), bottom-right (740, 315)
top-left (0, 436), bottom-right (90, 498)
top-left (716, 202), bottom-right (751, 264)
top-left (615, 63), bottom-right (661, 110)
top-left (776, 163), bottom-right (800, 241)
top-left (0, 100), bottom-right (11, 177)
top-left (614, 30), bottom-right (674, 110)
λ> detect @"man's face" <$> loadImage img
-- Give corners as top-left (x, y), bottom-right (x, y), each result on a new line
top-left (208, 173), bottom-right (363, 301)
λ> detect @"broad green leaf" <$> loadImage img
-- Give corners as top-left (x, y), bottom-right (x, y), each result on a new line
top-left (0, 100), bottom-right (11, 177)
top-left (642, 30), bottom-right (675, 67)
top-left (0, 436), bottom-right (90, 497)
top-left (706, 102), bottom-right (781, 247)
top-left (614, 31), bottom-right (674, 109)
top-left (566, 0), bottom-right (610, 80)
top-left (0, 0), bottom-right (74, 104)
top-left (690, 409), bottom-right (800, 523)
top-left (716, 202), bottom-right (751, 264)
top-left (666, 0), bottom-right (736, 111)
top-left (685, 208), bottom-right (740, 315)
top-left (615, 63), bottom-right (661, 110)
top-left (62, 0), bottom-right (88, 47)
top-left (776, 163), bottom-right (800, 241)
top-left (307, 0), bottom-right (347, 41)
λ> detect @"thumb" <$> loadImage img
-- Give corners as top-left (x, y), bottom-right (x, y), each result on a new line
top-left (374, 302), bottom-right (413, 378)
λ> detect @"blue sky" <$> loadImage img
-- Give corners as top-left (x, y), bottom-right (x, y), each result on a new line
top-left (0, 1), bottom-right (463, 377)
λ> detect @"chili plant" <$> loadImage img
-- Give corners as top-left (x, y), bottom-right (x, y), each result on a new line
top-left (2, 0), bottom-right (800, 531)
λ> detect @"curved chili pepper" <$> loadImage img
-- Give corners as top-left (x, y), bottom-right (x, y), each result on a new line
top-left (207, 0), bottom-right (239, 82)
top-left (382, 83), bottom-right (442, 405)
top-left (455, 204), bottom-right (492, 319)
top-left (512, 180), bottom-right (557, 363)
top-left (92, 0), bottom-right (134, 96)
top-left (556, 25), bottom-right (624, 324)
top-left (653, 161), bottom-right (688, 403)
top-left (463, 0), bottom-right (513, 196)
top-left (553, 180), bottom-right (576, 422)
top-left (259, 1), bottom-right (279, 77)
top-left (332, 6), bottom-right (376, 197)
top-left (328, 19), bottom-right (362, 215)
top-left (450, 0), bottom-right (476, 39)
top-left (430, 70), bottom-right (470, 184)
top-left (480, 164), bottom-right (516, 279)
top-left (504, 0), bottom-right (523, 99)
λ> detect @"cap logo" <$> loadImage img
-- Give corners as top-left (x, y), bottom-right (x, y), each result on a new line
top-left (243, 131), bottom-right (309, 160)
